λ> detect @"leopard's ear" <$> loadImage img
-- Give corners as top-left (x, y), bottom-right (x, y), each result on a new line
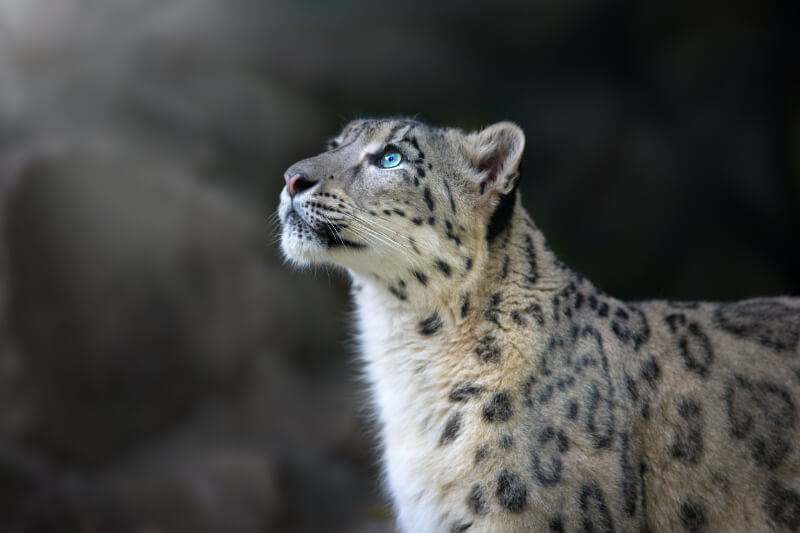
top-left (462, 122), bottom-right (525, 196)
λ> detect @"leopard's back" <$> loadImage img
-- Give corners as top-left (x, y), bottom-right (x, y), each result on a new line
top-left (635, 297), bottom-right (800, 531)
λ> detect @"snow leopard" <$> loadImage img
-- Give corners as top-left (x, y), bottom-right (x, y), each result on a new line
top-left (278, 117), bottom-right (800, 532)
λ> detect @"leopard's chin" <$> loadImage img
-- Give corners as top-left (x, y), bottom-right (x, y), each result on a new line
top-left (279, 211), bottom-right (327, 266)
top-left (280, 235), bottom-right (317, 267)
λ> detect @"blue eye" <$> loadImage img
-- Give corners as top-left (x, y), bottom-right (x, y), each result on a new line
top-left (379, 149), bottom-right (403, 169)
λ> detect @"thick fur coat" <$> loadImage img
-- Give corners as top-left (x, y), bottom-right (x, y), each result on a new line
top-left (279, 118), bottom-right (800, 532)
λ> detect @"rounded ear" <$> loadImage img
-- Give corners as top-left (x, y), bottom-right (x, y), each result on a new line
top-left (463, 122), bottom-right (525, 196)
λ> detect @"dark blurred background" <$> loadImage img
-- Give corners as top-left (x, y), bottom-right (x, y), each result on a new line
top-left (0, 1), bottom-right (796, 532)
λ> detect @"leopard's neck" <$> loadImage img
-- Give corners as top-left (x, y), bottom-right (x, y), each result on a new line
top-left (349, 205), bottom-right (590, 531)
top-left (349, 201), bottom-right (574, 328)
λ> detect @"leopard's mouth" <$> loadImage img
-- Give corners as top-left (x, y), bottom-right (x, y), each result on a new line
top-left (284, 206), bottom-right (366, 251)
top-left (284, 206), bottom-right (312, 230)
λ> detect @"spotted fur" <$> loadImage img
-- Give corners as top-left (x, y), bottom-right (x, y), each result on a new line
top-left (279, 118), bottom-right (800, 532)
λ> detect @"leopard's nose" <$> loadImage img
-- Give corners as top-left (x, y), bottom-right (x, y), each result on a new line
top-left (284, 173), bottom-right (317, 198)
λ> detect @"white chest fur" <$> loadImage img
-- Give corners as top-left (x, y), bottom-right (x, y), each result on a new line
top-left (353, 281), bottom-right (462, 533)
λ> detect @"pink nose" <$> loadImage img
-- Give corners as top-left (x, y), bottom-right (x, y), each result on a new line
top-left (284, 173), bottom-right (299, 197)
top-left (284, 173), bottom-right (315, 197)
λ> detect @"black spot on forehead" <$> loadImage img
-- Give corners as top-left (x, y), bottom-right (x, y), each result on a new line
top-left (400, 134), bottom-right (426, 159)
top-left (341, 121), bottom-right (370, 141)
top-left (384, 122), bottom-right (407, 142)
top-left (342, 118), bottom-right (421, 143)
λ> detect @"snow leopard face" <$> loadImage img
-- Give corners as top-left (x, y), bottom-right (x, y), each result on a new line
top-left (278, 118), bottom-right (524, 290)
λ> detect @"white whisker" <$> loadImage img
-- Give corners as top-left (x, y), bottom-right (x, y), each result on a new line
top-left (347, 209), bottom-right (439, 256)
top-left (345, 215), bottom-right (408, 253)
top-left (347, 222), bottom-right (403, 252)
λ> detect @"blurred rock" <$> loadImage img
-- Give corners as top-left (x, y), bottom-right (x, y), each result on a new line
top-left (5, 151), bottom-right (271, 467)
top-left (0, 440), bottom-right (95, 533)
top-left (103, 449), bottom-right (279, 533)
top-left (0, 0), bottom-right (323, 202)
